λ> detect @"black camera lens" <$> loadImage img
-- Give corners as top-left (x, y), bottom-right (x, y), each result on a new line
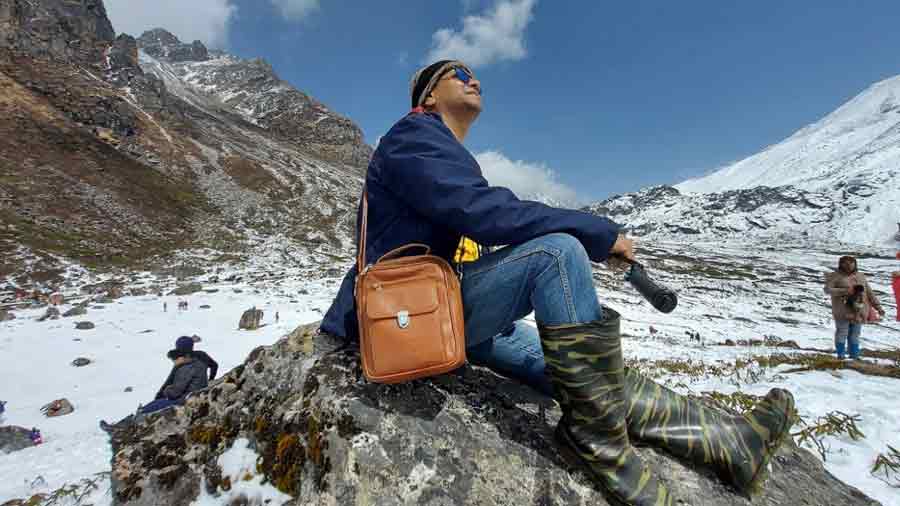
top-left (625, 262), bottom-right (678, 313)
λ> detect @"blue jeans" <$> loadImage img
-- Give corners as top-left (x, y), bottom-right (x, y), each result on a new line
top-left (140, 398), bottom-right (178, 414)
top-left (461, 233), bottom-right (605, 395)
top-left (834, 320), bottom-right (862, 359)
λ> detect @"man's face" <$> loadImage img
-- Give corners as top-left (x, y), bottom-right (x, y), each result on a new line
top-left (428, 65), bottom-right (482, 114)
top-left (840, 258), bottom-right (856, 273)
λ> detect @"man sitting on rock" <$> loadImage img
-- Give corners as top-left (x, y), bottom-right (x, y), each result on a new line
top-left (100, 337), bottom-right (209, 432)
top-left (320, 59), bottom-right (796, 505)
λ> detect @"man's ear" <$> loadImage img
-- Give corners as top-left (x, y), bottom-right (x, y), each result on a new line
top-left (423, 94), bottom-right (437, 107)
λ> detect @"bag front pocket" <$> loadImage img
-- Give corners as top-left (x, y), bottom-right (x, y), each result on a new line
top-left (363, 277), bottom-right (447, 376)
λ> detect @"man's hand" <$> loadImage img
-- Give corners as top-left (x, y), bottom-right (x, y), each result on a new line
top-left (609, 234), bottom-right (635, 269)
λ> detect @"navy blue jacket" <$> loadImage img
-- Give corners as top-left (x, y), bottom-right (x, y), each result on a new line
top-left (320, 111), bottom-right (621, 340)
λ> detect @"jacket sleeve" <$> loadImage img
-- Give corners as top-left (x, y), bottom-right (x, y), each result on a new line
top-left (162, 366), bottom-right (192, 400)
top-left (206, 355), bottom-right (218, 381)
top-left (194, 351), bottom-right (218, 381)
top-left (824, 273), bottom-right (848, 296)
top-left (377, 115), bottom-right (621, 262)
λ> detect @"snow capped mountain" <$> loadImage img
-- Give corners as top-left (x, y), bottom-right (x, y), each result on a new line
top-left (678, 74), bottom-right (900, 193)
top-left (587, 74), bottom-right (900, 247)
top-left (583, 185), bottom-right (838, 245)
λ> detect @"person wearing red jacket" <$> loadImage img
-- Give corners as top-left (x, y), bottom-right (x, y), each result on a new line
top-left (893, 251), bottom-right (900, 322)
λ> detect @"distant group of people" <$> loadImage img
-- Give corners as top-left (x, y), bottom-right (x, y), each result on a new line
top-left (161, 300), bottom-right (190, 312)
top-left (823, 254), bottom-right (896, 360)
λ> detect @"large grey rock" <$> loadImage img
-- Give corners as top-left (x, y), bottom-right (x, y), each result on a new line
top-left (237, 308), bottom-right (263, 330)
top-left (0, 426), bottom-right (35, 454)
top-left (0, 309), bottom-right (15, 321)
top-left (0, 0), bottom-right (115, 66)
top-left (108, 323), bottom-right (880, 506)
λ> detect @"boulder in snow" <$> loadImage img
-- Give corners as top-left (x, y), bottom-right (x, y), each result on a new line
top-left (0, 426), bottom-right (36, 454)
top-left (238, 308), bottom-right (263, 330)
top-left (40, 398), bottom-right (74, 418)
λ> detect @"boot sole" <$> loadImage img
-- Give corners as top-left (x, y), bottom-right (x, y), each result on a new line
top-left (553, 425), bottom-right (633, 506)
top-left (741, 395), bottom-right (796, 496)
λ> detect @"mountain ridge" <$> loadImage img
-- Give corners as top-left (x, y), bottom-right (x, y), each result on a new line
top-left (0, 0), bottom-right (369, 286)
top-left (585, 72), bottom-right (900, 247)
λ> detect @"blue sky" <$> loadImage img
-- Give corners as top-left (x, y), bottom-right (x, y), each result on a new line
top-left (107, 1), bottom-right (900, 203)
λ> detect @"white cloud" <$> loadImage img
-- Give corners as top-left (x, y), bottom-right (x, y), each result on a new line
top-left (475, 150), bottom-right (579, 206)
top-left (269, 0), bottom-right (320, 20)
top-left (104, 0), bottom-right (237, 48)
top-left (425, 0), bottom-right (537, 68)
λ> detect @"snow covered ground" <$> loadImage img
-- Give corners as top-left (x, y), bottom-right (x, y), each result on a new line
top-left (0, 271), bottom-right (340, 504)
top-left (1, 240), bottom-right (899, 505)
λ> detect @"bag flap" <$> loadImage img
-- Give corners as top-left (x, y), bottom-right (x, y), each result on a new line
top-left (365, 277), bottom-right (440, 319)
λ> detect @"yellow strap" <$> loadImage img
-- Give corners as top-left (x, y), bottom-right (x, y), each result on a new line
top-left (454, 236), bottom-right (481, 263)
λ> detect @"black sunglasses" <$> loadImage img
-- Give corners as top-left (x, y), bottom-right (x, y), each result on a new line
top-left (444, 67), bottom-right (481, 95)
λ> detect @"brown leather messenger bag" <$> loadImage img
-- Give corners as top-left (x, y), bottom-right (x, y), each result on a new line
top-left (354, 189), bottom-right (466, 383)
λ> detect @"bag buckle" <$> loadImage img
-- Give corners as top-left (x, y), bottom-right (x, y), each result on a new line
top-left (396, 310), bottom-right (410, 329)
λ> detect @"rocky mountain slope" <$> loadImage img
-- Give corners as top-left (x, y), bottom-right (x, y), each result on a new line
top-left (585, 75), bottom-right (900, 247)
top-left (0, 0), bottom-right (370, 286)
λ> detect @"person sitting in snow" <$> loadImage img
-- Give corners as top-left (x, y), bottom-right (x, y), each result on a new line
top-left (319, 59), bottom-right (797, 506)
top-left (175, 335), bottom-right (218, 381)
top-left (100, 337), bottom-right (210, 432)
top-left (150, 336), bottom-right (212, 405)
top-left (824, 255), bottom-right (885, 359)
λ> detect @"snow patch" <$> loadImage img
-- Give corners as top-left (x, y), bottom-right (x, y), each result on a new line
top-left (191, 438), bottom-right (292, 505)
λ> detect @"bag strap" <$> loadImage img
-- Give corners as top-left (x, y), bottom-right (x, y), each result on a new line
top-left (357, 187), bottom-right (369, 273)
top-left (376, 243), bottom-right (431, 263)
top-left (356, 188), bottom-right (432, 272)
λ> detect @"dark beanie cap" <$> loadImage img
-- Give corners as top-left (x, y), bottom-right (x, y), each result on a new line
top-left (410, 59), bottom-right (455, 109)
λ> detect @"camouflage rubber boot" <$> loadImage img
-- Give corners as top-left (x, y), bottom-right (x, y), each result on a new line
top-left (623, 368), bottom-right (795, 495)
top-left (539, 309), bottom-right (674, 506)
